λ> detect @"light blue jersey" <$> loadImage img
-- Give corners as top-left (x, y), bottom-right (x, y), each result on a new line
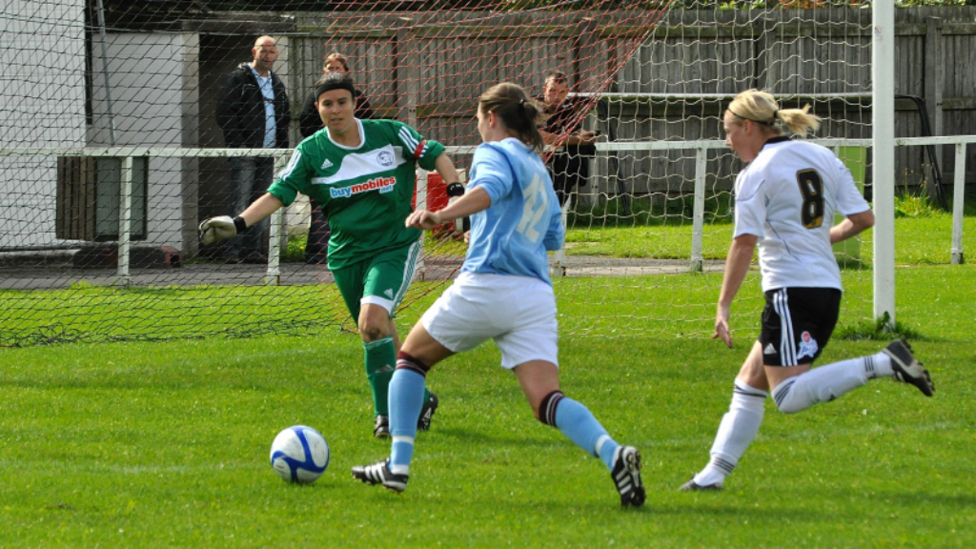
top-left (462, 137), bottom-right (564, 284)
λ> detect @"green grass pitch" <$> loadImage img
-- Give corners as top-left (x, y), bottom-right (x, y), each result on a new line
top-left (1, 262), bottom-right (973, 548)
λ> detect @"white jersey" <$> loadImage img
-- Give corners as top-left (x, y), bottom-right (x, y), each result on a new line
top-left (733, 137), bottom-right (871, 292)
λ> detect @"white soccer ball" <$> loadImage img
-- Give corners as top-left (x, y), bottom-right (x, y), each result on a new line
top-left (269, 425), bottom-right (330, 484)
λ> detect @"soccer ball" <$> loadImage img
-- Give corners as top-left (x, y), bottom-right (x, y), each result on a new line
top-left (269, 425), bottom-right (330, 484)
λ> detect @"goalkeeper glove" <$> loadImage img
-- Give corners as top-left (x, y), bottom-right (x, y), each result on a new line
top-left (446, 181), bottom-right (465, 198)
top-left (199, 215), bottom-right (247, 245)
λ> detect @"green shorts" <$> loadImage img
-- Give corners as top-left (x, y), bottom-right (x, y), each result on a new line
top-left (331, 239), bottom-right (421, 324)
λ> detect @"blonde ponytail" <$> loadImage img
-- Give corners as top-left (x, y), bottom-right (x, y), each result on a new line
top-left (727, 89), bottom-right (821, 137)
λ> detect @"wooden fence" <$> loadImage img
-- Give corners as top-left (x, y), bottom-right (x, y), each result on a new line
top-left (218, 6), bottom-right (976, 197)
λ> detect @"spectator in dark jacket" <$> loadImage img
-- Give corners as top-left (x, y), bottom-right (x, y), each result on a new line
top-left (299, 52), bottom-right (376, 265)
top-left (538, 71), bottom-right (599, 208)
top-left (215, 35), bottom-right (290, 264)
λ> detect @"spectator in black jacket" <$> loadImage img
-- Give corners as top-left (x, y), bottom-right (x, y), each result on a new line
top-left (215, 35), bottom-right (290, 264)
top-left (299, 52), bottom-right (376, 265)
top-left (538, 71), bottom-right (599, 209)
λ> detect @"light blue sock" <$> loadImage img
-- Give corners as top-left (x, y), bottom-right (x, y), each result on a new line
top-left (389, 369), bottom-right (425, 472)
top-left (390, 439), bottom-right (414, 475)
top-left (554, 397), bottom-right (619, 471)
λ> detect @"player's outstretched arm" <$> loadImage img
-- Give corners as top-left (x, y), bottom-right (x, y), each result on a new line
top-left (432, 152), bottom-right (465, 197)
top-left (239, 193), bottom-right (284, 227)
top-left (406, 187), bottom-right (491, 231)
top-left (199, 193), bottom-right (284, 245)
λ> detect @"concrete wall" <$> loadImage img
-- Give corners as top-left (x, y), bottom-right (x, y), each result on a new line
top-left (0, 0), bottom-right (85, 249)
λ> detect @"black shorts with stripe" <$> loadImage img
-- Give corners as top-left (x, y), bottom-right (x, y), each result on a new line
top-left (759, 287), bottom-right (842, 367)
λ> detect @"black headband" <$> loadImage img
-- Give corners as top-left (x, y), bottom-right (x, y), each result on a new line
top-left (315, 80), bottom-right (356, 101)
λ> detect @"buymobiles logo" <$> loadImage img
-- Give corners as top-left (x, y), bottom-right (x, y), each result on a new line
top-left (330, 176), bottom-right (396, 198)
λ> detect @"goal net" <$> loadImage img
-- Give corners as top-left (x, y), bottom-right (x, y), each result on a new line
top-left (559, 3), bottom-right (877, 337)
top-left (0, 1), bottom-right (877, 346)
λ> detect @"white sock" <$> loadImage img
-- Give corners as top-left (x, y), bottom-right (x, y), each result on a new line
top-left (694, 379), bottom-right (767, 487)
top-left (772, 355), bottom-right (887, 414)
top-left (867, 352), bottom-right (894, 378)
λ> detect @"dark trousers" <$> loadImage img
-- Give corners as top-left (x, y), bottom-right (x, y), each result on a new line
top-left (549, 153), bottom-right (589, 207)
top-left (305, 201), bottom-right (330, 264)
top-left (225, 156), bottom-right (273, 259)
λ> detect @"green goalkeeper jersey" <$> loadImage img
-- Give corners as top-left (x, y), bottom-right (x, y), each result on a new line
top-left (268, 119), bottom-right (446, 270)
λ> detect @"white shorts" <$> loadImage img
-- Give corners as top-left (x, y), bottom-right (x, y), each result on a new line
top-left (421, 271), bottom-right (558, 369)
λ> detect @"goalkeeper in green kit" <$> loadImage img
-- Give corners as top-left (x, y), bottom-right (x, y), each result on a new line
top-left (200, 72), bottom-right (463, 438)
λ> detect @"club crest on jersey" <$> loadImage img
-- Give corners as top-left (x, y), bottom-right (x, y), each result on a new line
top-left (376, 150), bottom-right (395, 167)
top-left (796, 331), bottom-right (819, 360)
top-left (329, 176), bottom-right (396, 199)
top-left (320, 158), bottom-right (334, 170)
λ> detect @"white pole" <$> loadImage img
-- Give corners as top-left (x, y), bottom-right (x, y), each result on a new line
top-left (266, 154), bottom-right (288, 286)
top-left (415, 169), bottom-right (428, 281)
top-left (690, 147), bottom-right (707, 272)
top-left (117, 156), bottom-right (132, 287)
top-left (266, 209), bottom-right (282, 286)
top-left (872, 2), bottom-right (896, 325)
top-left (951, 143), bottom-right (966, 264)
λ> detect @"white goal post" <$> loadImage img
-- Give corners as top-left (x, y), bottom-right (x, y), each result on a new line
top-left (874, 0), bottom-right (897, 325)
